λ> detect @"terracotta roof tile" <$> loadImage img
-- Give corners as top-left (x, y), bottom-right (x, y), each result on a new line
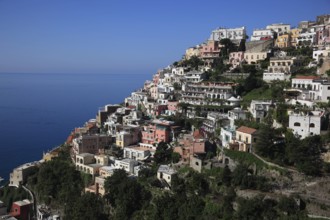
top-left (294, 76), bottom-right (319, 80)
top-left (193, 130), bottom-right (204, 139)
top-left (236, 126), bottom-right (257, 135)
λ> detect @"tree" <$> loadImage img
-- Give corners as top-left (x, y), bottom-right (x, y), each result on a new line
top-left (36, 160), bottom-right (83, 205)
top-left (64, 193), bottom-right (107, 220)
top-left (171, 152), bottom-right (181, 163)
top-left (104, 169), bottom-right (151, 219)
top-left (154, 142), bottom-right (173, 164)
top-left (221, 165), bottom-right (232, 186)
top-left (254, 124), bottom-right (275, 158)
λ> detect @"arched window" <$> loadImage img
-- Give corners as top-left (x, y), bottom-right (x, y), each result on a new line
top-left (294, 122), bottom-right (301, 127)
top-left (310, 123), bottom-right (315, 128)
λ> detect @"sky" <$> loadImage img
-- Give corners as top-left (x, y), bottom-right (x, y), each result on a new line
top-left (0, 0), bottom-right (329, 74)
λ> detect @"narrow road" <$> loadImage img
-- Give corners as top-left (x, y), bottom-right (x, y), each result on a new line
top-left (22, 185), bottom-right (37, 220)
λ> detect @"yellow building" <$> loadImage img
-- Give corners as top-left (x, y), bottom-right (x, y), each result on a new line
top-left (290, 28), bottom-right (302, 48)
top-left (275, 33), bottom-right (291, 48)
top-left (185, 46), bottom-right (201, 60)
top-left (235, 126), bottom-right (257, 152)
top-left (42, 148), bottom-right (60, 161)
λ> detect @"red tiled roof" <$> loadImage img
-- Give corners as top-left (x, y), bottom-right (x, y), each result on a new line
top-left (236, 126), bottom-right (257, 135)
top-left (294, 76), bottom-right (319, 80)
top-left (193, 130), bottom-right (204, 139)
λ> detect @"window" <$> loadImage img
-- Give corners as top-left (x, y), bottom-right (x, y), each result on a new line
top-left (294, 122), bottom-right (301, 127)
top-left (310, 123), bottom-right (315, 128)
top-left (238, 135), bottom-right (242, 141)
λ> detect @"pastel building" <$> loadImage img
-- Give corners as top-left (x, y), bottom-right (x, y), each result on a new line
top-left (209, 26), bottom-right (246, 42)
top-left (290, 28), bottom-right (302, 47)
top-left (174, 131), bottom-right (206, 163)
top-left (9, 162), bottom-right (39, 187)
top-left (263, 72), bottom-right (291, 82)
top-left (249, 100), bottom-right (272, 122)
top-left (228, 52), bottom-right (245, 69)
top-left (157, 165), bottom-right (177, 188)
top-left (200, 40), bottom-right (221, 66)
top-left (141, 119), bottom-right (174, 144)
top-left (251, 29), bottom-right (275, 41)
top-left (123, 145), bottom-right (155, 161)
top-left (267, 56), bottom-right (304, 74)
top-left (291, 76), bottom-right (319, 89)
top-left (166, 101), bottom-right (179, 116)
top-left (266, 23), bottom-right (291, 34)
top-left (275, 33), bottom-right (291, 48)
top-left (289, 111), bottom-right (324, 139)
top-left (10, 200), bottom-right (32, 220)
top-left (185, 46), bottom-right (201, 60)
top-left (235, 126), bottom-right (257, 152)
top-left (115, 126), bottom-right (141, 148)
top-left (114, 159), bottom-right (139, 174)
top-left (75, 153), bottom-right (104, 176)
top-left (72, 134), bottom-right (112, 155)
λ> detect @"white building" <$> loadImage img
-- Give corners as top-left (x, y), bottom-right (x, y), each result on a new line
top-left (114, 159), bottom-right (138, 174)
top-left (75, 153), bottom-right (104, 176)
top-left (309, 79), bottom-right (330, 102)
top-left (184, 71), bottom-right (205, 83)
top-left (289, 111), bottom-right (324, 139)
top-left (313, 48), bottom-right (330, 61)
top-left (9, 162), bottom-right (39, 187)
top-left (220, 126), bottom-right (236, 148)
top-left (249, 100), bottom-right (272, 122)
top-left (292, 76), bottom-right (319, 89)
top-left (209, 27), bottom-right (246, 42)
top-left (157, 165), bottom-right (177, 188)
top-left (251, 29), bottom-right (275, 41)
top-left (228, 108), bottom-right (247, 128)
top-left (263, 72), bottom-right (291, 82)
top-left (266, 23), bottom-right (291, 34)
top-left (123, 145), bottom-right (153, 161)
top-left (297, 27), bottom-right (317, 47)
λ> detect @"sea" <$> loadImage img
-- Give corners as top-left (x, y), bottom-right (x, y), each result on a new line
top-left (0, 72), bottom-right (151, 184)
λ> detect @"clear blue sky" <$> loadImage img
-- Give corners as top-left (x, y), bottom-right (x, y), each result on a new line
top-left (0, 0), bottom-right (329, 74)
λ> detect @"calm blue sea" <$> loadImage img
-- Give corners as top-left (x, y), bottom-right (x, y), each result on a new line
top-left (0, 72), bottom-right (151, 183)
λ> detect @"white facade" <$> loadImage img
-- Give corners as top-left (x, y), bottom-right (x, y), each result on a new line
top-left (289, 111), bottom-right (323, 139)
top-left (251, 29), bottom-right (275, 41)
top-left (209, 27), bottom-right (246, 41)
top-left (263, 72), bottom-right (290, 82)
top-left (313, 49), bottom-right (330, 61)
top-left (9, 162), bottom-right (39, 187)
top-left (172, 67), bottom-right (187, 76)
top-left (157, 165), bottom-right (177, 187)
top-left (249, 100), bottom-right (272, 122)
top-left (266, 23), bottom-right (291, 33)
top-left (228, 108), bottom-right (247, 128)
top-left (220, 127), bottom-right (236, 148)
top-left (291, 76), bottom-right (319, 89)
top-left (123, 146), bottom-right (151, 161)
top-left (309, 81), bottom-right (330, 102)
top-left (114, 159), bottom-right (138, 174)
top-left (184, 71), bottom-right (205, 83)
top-left (297, 28), bottom-right (316, 46)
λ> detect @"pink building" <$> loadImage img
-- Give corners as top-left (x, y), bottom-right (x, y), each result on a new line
top-left (154, 104), bottom-right (168, 116)
top-left (200, 40), bottom-right (221, 57)
top-left (167, 101), bottom-right (178, 115)
top-left (200, 40), bottom-right (221, 66)
top-left (141, 120), bottom-right (174, 144)
top-left (316, 24), bottom-right (330, 46)
top-left (229, 51), bottom-right (245, 69)
top-left (174, 130), bottom-right (206, 163)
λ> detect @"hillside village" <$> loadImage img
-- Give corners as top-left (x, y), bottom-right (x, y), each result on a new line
top-left (1, 14), bottom-right (330, 220)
